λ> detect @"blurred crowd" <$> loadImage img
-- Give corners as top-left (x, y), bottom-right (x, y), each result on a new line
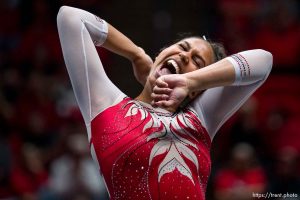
top-left (0, 0), bottom-right (299, 199)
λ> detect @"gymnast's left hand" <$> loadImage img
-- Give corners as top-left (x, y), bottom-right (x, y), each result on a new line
top-left (151, 74), bottom-right (189, 112)
top-left (132, 48), bottom-right (153, 86)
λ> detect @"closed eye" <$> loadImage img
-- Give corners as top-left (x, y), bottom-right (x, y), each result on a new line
top-left (178, 43), bottom-right (189, 51)
top-left (193, 55), bottom-right (204, 68)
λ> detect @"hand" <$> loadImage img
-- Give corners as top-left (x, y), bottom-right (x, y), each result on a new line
top-left (151, 74), bottom-right (189, 112)
top-left (131, 48), bottom-right (153, 85)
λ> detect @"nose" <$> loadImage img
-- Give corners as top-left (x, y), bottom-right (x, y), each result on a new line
top-left (179, 52), bottom-right (189, 64)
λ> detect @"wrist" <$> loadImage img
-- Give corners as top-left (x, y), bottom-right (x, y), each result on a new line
top-left (183, 73), bottom-right (197, 93)
top-left (183, 72), bottom-right (205, 99)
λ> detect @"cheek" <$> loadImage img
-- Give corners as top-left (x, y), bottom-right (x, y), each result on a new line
top-left (183, 65), bottom-right (199, 74)
top-left (155, 47), bottom-right (175, 62)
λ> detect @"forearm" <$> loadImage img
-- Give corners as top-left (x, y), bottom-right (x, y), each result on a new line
top-left (185, 49), bottom-right (273, 93)
top-left (58, 6), bottom-right (143, 62)
top-left (103, 24), bottom-right (143, 62)
top-left (185, 59), bottom-right (235, 92)
top-left (58, 6), bottom-right (151, 86)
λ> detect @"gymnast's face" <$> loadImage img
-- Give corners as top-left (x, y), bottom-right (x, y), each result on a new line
top-left (147, 37), bottom-right (215, 90)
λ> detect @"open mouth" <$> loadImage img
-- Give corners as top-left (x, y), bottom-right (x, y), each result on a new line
top-left (159, 59), bottom-right (179, 75)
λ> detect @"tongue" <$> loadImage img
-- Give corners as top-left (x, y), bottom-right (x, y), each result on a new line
top-left (160, 68), bottom-right (172, 75)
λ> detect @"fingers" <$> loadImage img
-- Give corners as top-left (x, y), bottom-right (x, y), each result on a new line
top-left (151, 99), bottom-right (177, 112)
top-left (151, 93), bottom-right (169, 102)
top-left (154, 100), bottom-right (174, 108)
top-left (151, 83), bottom-right (172, 103)
top-left (153, 85), bottom-right (172, 94)
top-left (151, 78), bottom-right (172, 102)
top-left (156, 77), bottom-right (168, 88)
top-left (151, 75), bottom-right (186, 112)
top-left (151, 89), bottom-right (180, 112)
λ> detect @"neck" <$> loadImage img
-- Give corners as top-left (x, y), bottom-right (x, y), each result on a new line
top-left (135, 87), bottom-right (152, 104)
top-left (135, 81), bottom-right (176, 113)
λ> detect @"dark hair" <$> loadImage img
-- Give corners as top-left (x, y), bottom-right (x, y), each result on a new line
top-left (209, 41), bottom-right (227, 62)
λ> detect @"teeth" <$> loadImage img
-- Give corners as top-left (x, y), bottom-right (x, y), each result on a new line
top-left (167, 59), bottom-right (179, 74)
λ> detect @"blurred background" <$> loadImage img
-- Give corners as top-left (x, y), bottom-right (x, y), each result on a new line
top-left (0, 0), bottom-right (300, 199)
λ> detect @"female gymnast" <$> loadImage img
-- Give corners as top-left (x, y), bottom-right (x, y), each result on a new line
top-left (57, 6), bottom-right (272, 200)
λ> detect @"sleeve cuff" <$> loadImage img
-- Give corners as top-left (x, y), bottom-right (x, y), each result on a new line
top-left (226, 56), bottom-right (242, 86)
top-left (98, 20), bottom-right (108, 46)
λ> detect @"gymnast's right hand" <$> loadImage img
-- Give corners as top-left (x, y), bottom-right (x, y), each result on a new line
top-left (132, 48), bottom-right (153, 86)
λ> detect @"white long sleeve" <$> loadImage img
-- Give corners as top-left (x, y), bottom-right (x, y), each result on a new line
top-left (57, 6), bottom-right (125, 125)
top-left (191, 49), bottom-right (273, 139)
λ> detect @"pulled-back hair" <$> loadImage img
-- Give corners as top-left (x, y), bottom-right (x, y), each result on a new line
top-left (209, 41), bottom-right (227, 62)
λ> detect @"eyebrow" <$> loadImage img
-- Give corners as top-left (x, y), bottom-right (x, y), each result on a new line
top-left (184, 40), bottom-right (207, 67)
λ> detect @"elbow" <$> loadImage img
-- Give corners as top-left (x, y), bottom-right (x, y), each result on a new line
top-left (57, 6), bottom-right (70, 23)
top-left (232, 49), bottom-right (273, 85)
top-left (259, 49), bottom-right (273, 76)
top-left (261, 49), bottom-right (273, 68)
top-left (249, 49), bottom-right (272, 82)
top-left (57, 6), bottom-right (77, 29)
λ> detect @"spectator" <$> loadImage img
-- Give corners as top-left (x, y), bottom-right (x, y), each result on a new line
top-left (10, 144), bottom-right (49, 199)
top-left (213, 143), bottom-right (267, 200)
top-left (48, 133), bottom-right (108, 200)
top-left (269, 147), bottom-right (300, 195)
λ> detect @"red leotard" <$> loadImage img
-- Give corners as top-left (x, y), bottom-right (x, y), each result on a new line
top-left (91, 98), bottom-right (211, 200)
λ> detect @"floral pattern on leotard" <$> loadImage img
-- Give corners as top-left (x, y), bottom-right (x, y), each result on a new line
top-left (91, 97), bottom-right (211, 200)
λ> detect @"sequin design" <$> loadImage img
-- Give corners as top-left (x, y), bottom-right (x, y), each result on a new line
top-left (91, 97), bottom-right (211, 200)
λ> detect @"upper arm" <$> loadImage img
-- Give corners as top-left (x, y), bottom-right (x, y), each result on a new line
top-left (192, 84), bottom-right (262, 138)
top-left (191, 49), bottom-right (272, 138)
top-left (57, 6), bottom-right (125, 124)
